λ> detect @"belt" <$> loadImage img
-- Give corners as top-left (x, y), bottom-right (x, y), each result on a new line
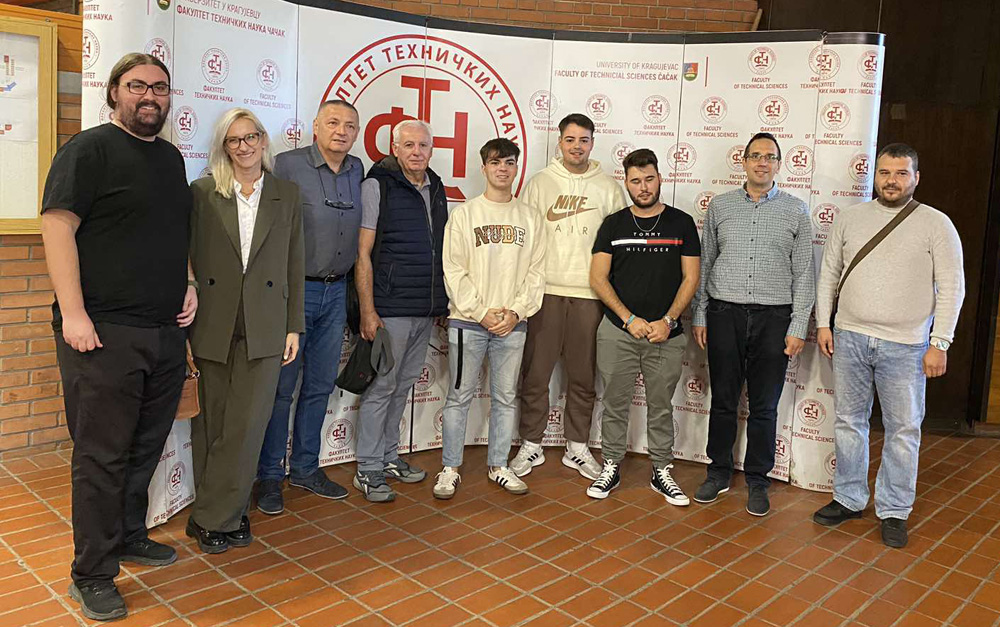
top-left (305, 274), bottom-right (346, 283)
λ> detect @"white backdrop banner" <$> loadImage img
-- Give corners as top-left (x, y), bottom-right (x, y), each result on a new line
top-left (80, 1), bottom-right (883, 526)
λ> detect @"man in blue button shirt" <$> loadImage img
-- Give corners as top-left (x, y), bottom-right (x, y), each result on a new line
top-left (256, 100), bottom-right (364, 512)
top-left (691, 132), bottom-right (815, 517)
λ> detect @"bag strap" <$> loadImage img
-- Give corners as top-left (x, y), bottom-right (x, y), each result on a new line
top-left (369, 327), bottom-right (395, 376)
top-left (185, 340), bottom-right (200, 379)
top-left (836, 198), bottom-right (919, 298)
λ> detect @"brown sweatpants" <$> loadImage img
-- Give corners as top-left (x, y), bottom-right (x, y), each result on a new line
top-left (518, 294), bottom-right (604, 444)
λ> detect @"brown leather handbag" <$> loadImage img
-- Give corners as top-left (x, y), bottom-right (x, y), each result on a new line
top-left (174, 341), bottom-right (201, 420)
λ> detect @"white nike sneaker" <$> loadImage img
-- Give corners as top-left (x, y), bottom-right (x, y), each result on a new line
top-left (562, 441), bottom-right (602, 480)
top-left (488, 466), bottom-right (529, 495)
top-left (433, 467), bottom-right (461, 500)
top-left (510, 441), bottom-right (545, 477)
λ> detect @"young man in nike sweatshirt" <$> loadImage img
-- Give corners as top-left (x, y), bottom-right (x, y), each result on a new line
top-left (433, 138), bottom-right (547, 500)
top-left (511, 113), bottom-right (628, 482)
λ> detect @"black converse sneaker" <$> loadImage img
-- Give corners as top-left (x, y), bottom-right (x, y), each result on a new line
top-left (586, 459), bottom-right (621, 499)
top-left (650, 464), bottom-right (689, 506)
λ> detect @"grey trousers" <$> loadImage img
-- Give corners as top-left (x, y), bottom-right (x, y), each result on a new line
top-left (356, 317), bottom-right (434, 472)
top-left (190, 319), bottom-right (282, 532)
top-left (596, 317), bottom-right (686, 466)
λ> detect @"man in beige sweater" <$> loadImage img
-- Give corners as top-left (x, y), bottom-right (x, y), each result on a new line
top-left (811, 143), bottom-right (965, 548)
top-left (433, 138), bottom-right (547, 499)
top-left (511, 113), bottom-right (627, 481)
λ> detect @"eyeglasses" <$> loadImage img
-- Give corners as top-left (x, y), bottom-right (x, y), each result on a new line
top-left (124, 80), bottom-right (171, 96)
top-left (316, 169), bottom-right (355, 210)
top-left (224, 133), bottom-right (262, 150)
top-left (745, 153), bottom-right (780, 163)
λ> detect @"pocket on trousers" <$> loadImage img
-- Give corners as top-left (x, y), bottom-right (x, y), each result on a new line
top-left (707, 300), bottom-right (729, 314)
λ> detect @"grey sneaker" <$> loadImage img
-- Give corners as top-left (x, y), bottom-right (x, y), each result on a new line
top-left (693, 476), bottom-right (730, 503)
top-left (384, 458), bottom-right (427, 483)
top-left (746, 485), bottom-right (770, 517)
top-left (353, 470), bottom-right (396, 503)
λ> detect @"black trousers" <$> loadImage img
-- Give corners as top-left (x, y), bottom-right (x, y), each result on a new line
top-left (705, 299), bottom-right (791, 488)
top-left (56, 322), bottom-right (186, 585)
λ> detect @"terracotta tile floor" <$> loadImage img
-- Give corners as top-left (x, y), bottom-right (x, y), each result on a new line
top-left (1, 433), bottom-right (999, 626)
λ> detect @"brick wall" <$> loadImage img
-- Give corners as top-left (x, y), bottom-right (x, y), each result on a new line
top-left (0, 0), bottom-right (759, 457)
top-left (357, 0), bottom-right (760, 32)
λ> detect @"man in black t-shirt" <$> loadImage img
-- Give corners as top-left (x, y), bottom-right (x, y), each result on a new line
top-left (40, 53), bottom-right (196, 622)
top-left (586, 148), bottom-right (701, 505)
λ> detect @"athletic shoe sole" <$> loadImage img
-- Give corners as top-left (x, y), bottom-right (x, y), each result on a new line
top-left (746, 505), bottom-right (770, 517)
top-left (511, 452), bottom-right (545, 478)
top-left (288, 478), bottom-right (349, 500)
top-left (432, 488), bottom-right (456, 500)
top-left (352, 476), bottom-right (396, 503)
top-left (256, 503), bottom-right (284, 515)
top-left (650, 482), bottom-right (690, 507)
top-left (561, 454), bottom-right (601, 480)
top-left (69, 583), bottom-right (127, 622)
top-left (586, 482), bottom-right (619, 499)
top-left (693, 486), bottom-right (730, 504)
top-left (118, 552), bottom-right (177, 567)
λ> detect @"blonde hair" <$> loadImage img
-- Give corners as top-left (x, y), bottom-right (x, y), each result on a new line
top-left (208, 108), bottom-right (275, 199)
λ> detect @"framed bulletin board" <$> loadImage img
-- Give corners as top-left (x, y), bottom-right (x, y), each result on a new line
top-left (0, 16), bottom-right (57, 234)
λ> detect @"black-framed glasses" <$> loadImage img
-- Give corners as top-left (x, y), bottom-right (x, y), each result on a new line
top-left (317, 169), bottom-right (355, 210)
top-left (224, 132), bottom-right (262, 150)
top-left (124, 80), bottom-right (171, 96)
top-left (745, 153), bottom-right (780, 163)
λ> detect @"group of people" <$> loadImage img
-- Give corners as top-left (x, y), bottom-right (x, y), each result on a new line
top-left (40, 53), bottom-right (965, 622)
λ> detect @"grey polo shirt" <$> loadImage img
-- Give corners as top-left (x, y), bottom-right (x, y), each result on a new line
top-left (273, 143), bottom-right (363, 277)
top-left (360, 174), bottom-right (432, 230)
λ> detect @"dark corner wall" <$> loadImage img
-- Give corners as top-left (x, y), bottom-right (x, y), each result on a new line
top-left (758, 0), bottom-right (1000, 429)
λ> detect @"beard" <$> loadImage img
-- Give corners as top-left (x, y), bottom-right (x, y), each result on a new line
top-left (628, 190), bottom-right (660, 210)
top-left (875, 181), bottom-right (916, 207)
top-left (116, 99), bottom-right (169, 137)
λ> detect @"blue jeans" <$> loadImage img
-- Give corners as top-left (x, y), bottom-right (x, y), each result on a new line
top-left (832, 328), bottom-right (927, 520)
top-left (258, 280), bottom-right (347, 481)
top-left (355, 317), bottom-right (434, 472)
top-left (442, 325), bottom-right (526, 468)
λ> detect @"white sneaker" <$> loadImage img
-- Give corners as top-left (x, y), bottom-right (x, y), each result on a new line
top-left (562, 442), bottom-right (602, 480)
top-left (510, 441), bottom-right (545, 477)
top-left (488, 466), bottom-right (529, 495)
top-left (433, 467), bottom-right (461, 500)
top-left (651, 464), bottom-right (689, 506)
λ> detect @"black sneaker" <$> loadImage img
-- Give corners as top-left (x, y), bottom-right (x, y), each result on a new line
top-left (881, 517), bottom-right (908, 548)
top-left (185, 517), bottom-right (229, 554)
top-left (813, 500), bottom-right (863, 527)
top-left (746, 485), bottom-right (770, 517)
top-left (693, 476), bottom-right (730, 504)
top-left (289, 470), bottom-right (348, 500)
top-left (586, 459), bottom-right (620, 499)
top-left (256, 479), bottom-right (284, 515)
top-left (650, 464), bottom-right (689, 506)
top-left (119, 538), bottom-right (177, 566)
top-left (226, 516), bottom-right (252, 548)
top-left (69, 581), bottom-right (127, 621)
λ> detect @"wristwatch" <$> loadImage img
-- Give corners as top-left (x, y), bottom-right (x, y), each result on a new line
top-left (930, 337), bottom-right (950, 351)
top-left (663, 315), bottom-right (679, 330)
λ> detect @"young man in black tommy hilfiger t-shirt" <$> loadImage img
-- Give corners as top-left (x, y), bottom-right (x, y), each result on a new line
top-left (586, 148), bottom-right (701, 504)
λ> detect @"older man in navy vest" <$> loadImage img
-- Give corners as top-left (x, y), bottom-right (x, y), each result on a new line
top-left (353, 119), bottom-right (449, 502)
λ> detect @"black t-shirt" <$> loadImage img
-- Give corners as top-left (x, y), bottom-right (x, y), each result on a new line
top-left (42, 123), bottom-right (191, 329)
top-left (592, 204), bottom-right (701, 333)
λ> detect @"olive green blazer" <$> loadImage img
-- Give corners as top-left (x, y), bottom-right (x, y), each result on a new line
top-left (189, 172), bottom-right (305, 363)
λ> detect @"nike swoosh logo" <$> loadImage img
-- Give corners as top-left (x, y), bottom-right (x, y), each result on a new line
top-left (547, 205), bottom-right (599, 221)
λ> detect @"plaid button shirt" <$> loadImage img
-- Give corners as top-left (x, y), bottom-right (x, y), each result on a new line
top-left (692, 184), bottom-right (816, 339)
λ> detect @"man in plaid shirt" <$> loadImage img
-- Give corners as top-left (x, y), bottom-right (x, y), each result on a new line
top-left (691, 132), bottom-right (815, 517)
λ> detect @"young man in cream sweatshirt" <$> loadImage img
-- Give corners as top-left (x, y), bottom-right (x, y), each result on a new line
top-left (511, 114), bottom-right (628, 481)
top-left (433, 139), bottom-right (547, 499)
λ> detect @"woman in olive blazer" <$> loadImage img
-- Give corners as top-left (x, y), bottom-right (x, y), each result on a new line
top-left (186, 108), bottom-right (304, 554)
